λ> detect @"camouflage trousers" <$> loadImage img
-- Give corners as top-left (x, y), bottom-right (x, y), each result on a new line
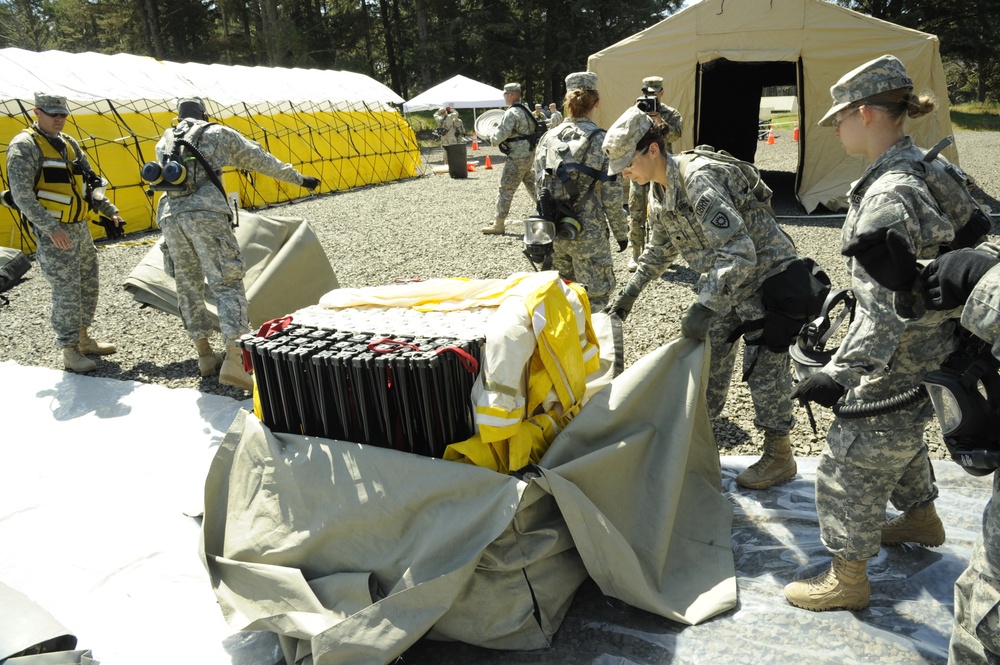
top-left (495, 154), bottom-right (536, 221)
top-left (705, 297), bottom-right (793, 433)
top-left (816, 416), bottom-right (938, 560)
top-left (551, 224), bottom-right (616, 312)
top-left (34, 221), bottom-right (100, 348)
top-left (950, 475), bottom-right (1000, 664)
top-left (159, 213), bottom-right (249, 341)
top-left (627, 181), bottom-right (649, 250)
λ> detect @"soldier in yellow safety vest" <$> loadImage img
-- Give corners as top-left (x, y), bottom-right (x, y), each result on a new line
top-left (4, 93), bottom-right (124, 373)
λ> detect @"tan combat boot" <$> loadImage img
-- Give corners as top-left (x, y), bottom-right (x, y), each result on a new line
top-left (881, 502), bottom-right (946, 547)
top-left (481, 218), bottom-right (506, 235)
top-left (784, 555), bottom-right (870, 612)
top-left (63, 345), bottom-right (97, 373)
top-left (736, 431), bottom-right (797, 489)
top-left (194, 338), bottom-right (224, 377)
top-left (219, 337), bottom-right (254, 391)
top-left (78, 327), bottom-right (117, 355)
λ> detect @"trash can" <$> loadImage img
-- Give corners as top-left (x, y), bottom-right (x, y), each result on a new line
top-left (443, 143), bottom-right (468, 179)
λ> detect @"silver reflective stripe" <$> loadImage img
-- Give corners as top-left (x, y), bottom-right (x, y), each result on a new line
top-left (41, 159), bottom-right (69, 169)
top-left (37, 190), bottom-right (73, 205)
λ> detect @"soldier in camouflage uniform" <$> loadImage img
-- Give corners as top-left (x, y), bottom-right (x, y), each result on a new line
top-left (434, 107), bottom-right (464, 146)
top-left (626, 76), bottom-right (683, 272)
top-left (786, 55), bottom-right (958, 613)
top-left (603, 105), bottom-right (801, 490)
top-left (4, 93), bottom-right (124, 373)
top-left (533, 72), bottom-right (628, 312)
top-left (482, 83), bottom-right (538, 235)
top-left (547, 103), bottom-right (563, 129)
top-left (152, 97), bottom-right (319, 391)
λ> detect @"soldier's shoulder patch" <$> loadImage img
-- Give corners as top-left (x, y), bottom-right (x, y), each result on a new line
top-left (694, 191), bottom-right (713, 217)
top-left (710, 211), bottom-right (731, 229)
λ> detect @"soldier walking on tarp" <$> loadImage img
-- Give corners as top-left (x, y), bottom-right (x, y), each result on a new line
top-left (4, 92), bottom-right (124, 373)
top-left (147, 97), bottom-right (319, 391)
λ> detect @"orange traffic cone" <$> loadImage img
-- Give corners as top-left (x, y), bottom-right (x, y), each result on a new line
top-left (467, 161), bottom-right (476, 172)
top-left (484, 155), bottom-right (493, 169)
top-left (793, 123), bottom-right (799, 142)
top-left (472, 134), bottom-right (479, 151)
top-left (767, 126), bottom-right (775, 145)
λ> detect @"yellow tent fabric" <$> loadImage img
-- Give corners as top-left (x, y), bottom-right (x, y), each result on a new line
top-left (0, 48), bottom-right (421, 252)
top-left (588, 0), bottom-right (955, 212)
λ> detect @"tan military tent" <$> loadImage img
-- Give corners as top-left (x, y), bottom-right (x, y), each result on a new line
top-left (588, 0), bottom-right (955, 212)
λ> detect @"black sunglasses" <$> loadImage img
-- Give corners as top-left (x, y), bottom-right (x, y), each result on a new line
top-left (39, 109), bottom-right (69, 119)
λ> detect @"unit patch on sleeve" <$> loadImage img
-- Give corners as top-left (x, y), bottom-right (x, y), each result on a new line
top-left (711, 211), bottom-right (730, 229)
top-left (691, 188), bottom-right (742, 242)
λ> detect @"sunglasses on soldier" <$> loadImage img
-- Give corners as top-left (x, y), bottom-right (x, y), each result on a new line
top-left (39, 109), bottom-right (69, 119)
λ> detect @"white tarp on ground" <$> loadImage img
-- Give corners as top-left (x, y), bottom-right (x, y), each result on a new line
top-left (0, 359), bottom-right (992, 665)
top-left (402, 75), bottom-right (506, 113)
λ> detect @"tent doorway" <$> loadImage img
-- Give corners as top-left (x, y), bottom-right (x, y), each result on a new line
top-left (695, 58), bottom-right (802, 194)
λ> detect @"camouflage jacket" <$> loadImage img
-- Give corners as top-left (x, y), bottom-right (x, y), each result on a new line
top-left (155, 119), bottom-right (304, 222)
top-left (656, 103), bottom-right (683, 152)
top-left (5, 124), bottom-right (119, 237)
top-left (493, 103), bottom-right (536, 159)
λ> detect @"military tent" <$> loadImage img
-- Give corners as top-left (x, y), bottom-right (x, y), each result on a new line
top-left (401, 75), bottom-right (506, 113)
top-left (0, 48), bottom-right (421, 251)
top-left (588, 0), bottom-right (955, 212)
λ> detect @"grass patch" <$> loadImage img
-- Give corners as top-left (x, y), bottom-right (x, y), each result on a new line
top-left (950, 102), bottom-right (1000, 131)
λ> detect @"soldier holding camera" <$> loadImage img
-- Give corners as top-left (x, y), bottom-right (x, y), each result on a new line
top-left (4, 92), bottom-right (124, 373)
top-left (149, 96), bottom-right (319, 391)
top-left (627, 76), bottom-right (682, 272)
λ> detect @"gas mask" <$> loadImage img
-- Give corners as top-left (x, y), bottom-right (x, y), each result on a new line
top-left (523, 216), bottom-right (555, 271)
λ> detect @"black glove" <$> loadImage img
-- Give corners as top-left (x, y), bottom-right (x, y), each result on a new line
top-left (791, 373), bottom-right (846, 408)
top-left (301, 176), bottom-right (321, 190)
top-left (617, 238), bottom-right (628, 253)
top-left (842, 226), bottom-right (917, 291)
top-left (605, 290), bottom-right (638, 322)
top-left (921, 248), bottom-right (1000, 311)
top-left (680, 302), bottom-right (714, 340)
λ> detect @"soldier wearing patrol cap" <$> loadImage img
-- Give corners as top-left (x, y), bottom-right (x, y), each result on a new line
top-left (4, 92), bottom-right (124, 373)
top-left (547, 103), bottom-right (563, 129)
top-left (603, 104), bottom-right (802, 494)
top-left (786, 54), bottom-right (958, 613)
top-left (626, 76), bottom-right (683, 272)
top-left (149, 95), bottom-right (320, 391)
top-left (481, 82), bottom-right (538, 235)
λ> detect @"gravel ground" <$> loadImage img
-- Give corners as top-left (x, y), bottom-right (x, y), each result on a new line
top-left (3, 126), bottom-right (1000, 461)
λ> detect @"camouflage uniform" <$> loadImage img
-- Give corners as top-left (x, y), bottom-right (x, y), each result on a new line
top-left (154, 116), bottom-right (308, 342)
top-left (492, 99), bottom-right (538, 223)
top-left (627, 103), bottom-right (683, 255)
top-left (6, 122), bottom-right (120, 348)
top-left (627, 151), bottom-right (797, 433)
top-left (813, 136), bottom-right (958, 562)
top-left (948, 258), bottom-right (1000, 664)
top-left (436, 109), bottom-right (464, 146)
top-left (547, 107), bottom-right (563, 129)
top-left (534, 118), bottom-right (627, 311)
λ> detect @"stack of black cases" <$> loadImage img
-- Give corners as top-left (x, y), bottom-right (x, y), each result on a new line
top-left (238, 305), bottom-right (490, 458)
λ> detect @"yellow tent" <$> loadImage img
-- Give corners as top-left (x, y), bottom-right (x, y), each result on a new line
top-left (588, 0), bottom-right (955, 212)
top-left (0, 48), bottom-right (421, 251)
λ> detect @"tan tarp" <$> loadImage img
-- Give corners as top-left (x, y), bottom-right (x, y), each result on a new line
top-left (123, 212), bottom-right (338, 329)
top-left (201, 338), bottom-right (736, 665)
top-left (588, 0), bottom-right (955, 212)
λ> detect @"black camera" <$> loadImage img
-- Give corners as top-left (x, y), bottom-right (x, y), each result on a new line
top-left (635, 86), bottom-right (658, 113)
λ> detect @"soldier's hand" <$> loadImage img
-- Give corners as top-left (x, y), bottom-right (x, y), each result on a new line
top-left (921, 248), bottom-right (1000, 311)
top-left (301, 176), bottom-right (321, 190)
top-left (50, 227), bottom-right (72, 250)
top-left (842, 226), bottom-right (917, 291)
top-left (791, 373), bottom-right (846, 408)
top-left (680, 302), bottom-right (714, 340)
top-left (605, 289), bottom-right (638, 322)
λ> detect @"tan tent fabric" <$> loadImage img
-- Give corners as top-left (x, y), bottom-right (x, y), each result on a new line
top-left (123, 213), bottom-right (338, 329)
top-left (588, 0), bottom-right (955, 212)
top-left (201, 338), bottom-right (736, 665)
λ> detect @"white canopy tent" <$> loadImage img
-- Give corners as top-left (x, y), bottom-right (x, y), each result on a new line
top-left (402, 75), bottom-right (506, 133)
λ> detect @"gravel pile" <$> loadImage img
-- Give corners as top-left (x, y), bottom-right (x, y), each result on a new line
top-left (4, 127), bottom-right (999, 460)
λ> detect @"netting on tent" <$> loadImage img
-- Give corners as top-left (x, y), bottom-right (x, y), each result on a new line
top-left (0, 49), bottom-right (422, 252)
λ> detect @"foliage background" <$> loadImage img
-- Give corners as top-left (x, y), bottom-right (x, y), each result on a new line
top-left (0, 0), bottom-right (997, 107)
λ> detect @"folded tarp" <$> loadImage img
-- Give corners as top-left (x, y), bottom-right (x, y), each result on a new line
top-left (123, 213), bottom-right (338, 329)
top-left (201, 337), bottom-right (737, 665)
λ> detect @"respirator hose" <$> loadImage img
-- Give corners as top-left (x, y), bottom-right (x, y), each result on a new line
top-left (832, 385), bottom-right (928, 419)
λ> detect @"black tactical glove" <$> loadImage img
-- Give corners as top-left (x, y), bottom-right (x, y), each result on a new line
top-left (920, 248), bottom-right (1000, 311)
top-left (605, 281), bottom-right (642, 321)
top-left (301, 176), bottom-right (321, 190)
top-left (842, 226), bottom-right (917, 291)
top-left (680, 302), bottom-right (714, 340)
top-left (791, 373), bottom-right (846, 408)
top-left (617, 238), bottom-right (628, 253)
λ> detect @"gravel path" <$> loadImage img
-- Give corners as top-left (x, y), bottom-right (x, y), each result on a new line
top-left (3, 127), bottom-right (999, 460)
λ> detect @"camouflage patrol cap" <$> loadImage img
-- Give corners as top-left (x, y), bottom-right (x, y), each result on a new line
top-left (504, 83), bottom-right (521, 94)
top-left (565, 72), bottom-right (598, 92)
top-left (34, 93), bottom-right (69, 116)
top-left (642, 76), bottom-right (664, 93)
top-left (603, 106), bottom-right (653, 176)
top-left (177, 96), bottom-right (207, 119)
top-left (819, 54), bottom-right (913, 127)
